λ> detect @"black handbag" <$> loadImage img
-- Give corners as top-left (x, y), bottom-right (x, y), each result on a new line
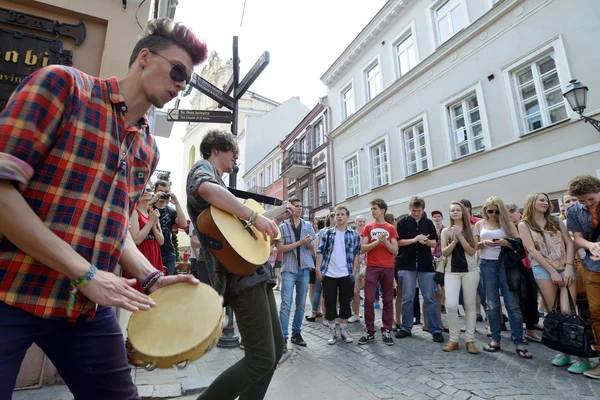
top-left (541, 288), bottom-right (597, 358)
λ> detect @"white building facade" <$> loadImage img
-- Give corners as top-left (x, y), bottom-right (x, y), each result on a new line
top-left (323, 0), bottom-right (600, 218)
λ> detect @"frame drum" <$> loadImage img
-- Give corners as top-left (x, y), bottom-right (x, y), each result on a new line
top-left (127, 282), bottom-right (225, 370)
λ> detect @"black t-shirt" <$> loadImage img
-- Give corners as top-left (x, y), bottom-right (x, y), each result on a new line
top-left (451, 241), bottom-right (468, 273)
top-left (156, 205), bottom-right (178, 256)
top-left (395, 216), bottom-right (438, 272)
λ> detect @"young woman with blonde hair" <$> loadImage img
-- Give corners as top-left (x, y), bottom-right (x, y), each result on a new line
top-left (475, 196), bottom-right (532, 359)
top-left (441, 202), bottom-right (479, 354)
top-left (518, 193), bottom-right (590, 373)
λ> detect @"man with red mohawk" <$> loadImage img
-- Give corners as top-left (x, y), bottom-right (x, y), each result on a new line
top-left (0, 18), bottom-right (207, 399)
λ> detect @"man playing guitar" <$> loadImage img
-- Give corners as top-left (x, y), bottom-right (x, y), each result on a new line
top-left (186, 129), bottom-right (293, 400)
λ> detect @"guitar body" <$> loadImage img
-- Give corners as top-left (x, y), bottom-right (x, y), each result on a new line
top-left (197, 199), bottom-right (281, 276)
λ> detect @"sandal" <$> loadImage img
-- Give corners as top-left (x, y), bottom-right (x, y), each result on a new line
top-left (315, 312), bottom-right (324, 318)
top-left (305, 316), bottom-right (316, 322)
top-left (515, 348), bottom-right (533, 359)
top-left (482, 343), bottom-right (501, 353)
top-left (524, 333), bottom-right (541, 343)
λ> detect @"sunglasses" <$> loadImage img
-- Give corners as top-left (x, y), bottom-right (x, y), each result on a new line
top-left (145, 188), bottom-right (153, 193)
top-left (149, 50), bottom-right (190, 85)
top-left (486, 209), bottom-right (500, 215)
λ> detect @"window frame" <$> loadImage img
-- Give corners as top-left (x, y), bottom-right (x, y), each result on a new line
top-left (317, 177), bottom-right (327, 206)
top-left (367, 135), bottom-right (391, 189)
top-left (363, 55), bottom-right (383, 102)
top-left (314, 121), bottom-right (324, 148)
top-left (340, 80), bottom-right (356, 121)
top-left (274, 158), bottom-right (282, 180)
top-left (502, 36), bottom-right (574, 138)
top-left (391, 21), bottom-right (419, 80)
top-left (266, 164), bottom-right (272, 186)
top-left (427, 0), bottom-right (469, 48)
top-left (342, 151), bottom-right (361, 199)
top-left (398, 113), bottom-right (433, 177)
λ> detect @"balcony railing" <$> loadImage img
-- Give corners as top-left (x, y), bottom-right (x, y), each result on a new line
top-left (281, 151), bottom-right (311, 179)
top-left (247, 186), bottom-right (265, 195)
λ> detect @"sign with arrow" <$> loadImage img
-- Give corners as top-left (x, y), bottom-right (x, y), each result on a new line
top-left (167, 109), bottom-right (233, 123)
top-left (189, 74), bottom-right (235, 110)
top-left (236, 52), bottom-right (269, 99)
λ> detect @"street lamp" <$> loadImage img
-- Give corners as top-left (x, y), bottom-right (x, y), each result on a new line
top-left (563, 79), bottom-right (600, 132)
top-left (319, 192), bottom-right (327, 206)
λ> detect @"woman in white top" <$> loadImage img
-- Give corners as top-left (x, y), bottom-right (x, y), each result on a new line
top-left (441, 202), bottom-right (479, 354)
top-left (475, 196), bottom-right (532, 359)
top-left (518, 193), bottom-right (590, 373)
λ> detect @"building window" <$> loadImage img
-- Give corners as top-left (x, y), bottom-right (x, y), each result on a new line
top-left (514, 53), bottom-right (567, 134)
top-left (251, 177), bottom-right (256, 188)
top-left (258, 172), bottom-right (263, 188)
top-left (274, 158), bottom-right (281, 180)
top-left (245, 181), bottom-right (251, 191)
top-left (266, 165), bottom-right (272, 186)
top-left (370, 141), bottom-right (389, 188)
top-left (314, 122), bottom-right (324, 148)
top-left (435, 0), bottom-right (467, 45)
top-left (395, 34), bottom-right (416, 78)
top-left (317, 178), bottom-right (327, 206)
top-left (449, 93), bottom-right (485, 158)
top-left (345, 156), bottom-right (359, 198)
top-left (365, 61), bottom-right (382, 101)
top-left (301, 187), bottom-right (310, 218)
top-left (300, 137), bottom-right (308, 154)
top-left (402, 122), bottom-right (428, 176)
top-left (341, 84), bottom-right (355, 120)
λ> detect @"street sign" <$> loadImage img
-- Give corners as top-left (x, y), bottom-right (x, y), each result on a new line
top-left (236, 51), bottom-right (270, 100)
top-left (189, 73), bottom-right (235, 110)
top-left (223, 74), bottom-right (234, 95)
top-left (167, 109), bottom-right (233, 123)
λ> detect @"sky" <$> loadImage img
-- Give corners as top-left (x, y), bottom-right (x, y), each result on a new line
top-left (155, 0), bottom-right (388, 193)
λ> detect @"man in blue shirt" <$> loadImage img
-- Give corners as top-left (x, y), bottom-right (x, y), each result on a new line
top-left (276, 197), bottom-right (317, 350)
top-left (567, 175), bottom-right (600, 380)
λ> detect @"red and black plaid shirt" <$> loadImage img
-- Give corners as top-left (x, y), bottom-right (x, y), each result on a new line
top-left (0, 65), bottom-right (159, 321)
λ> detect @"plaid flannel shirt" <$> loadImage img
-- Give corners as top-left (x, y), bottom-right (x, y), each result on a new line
top-left (317, 227), bottom-right (361, 282)
top-left (0, 66), bottom-right (159, 321)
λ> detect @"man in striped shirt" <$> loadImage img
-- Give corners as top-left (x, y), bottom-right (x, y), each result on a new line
top-left (0, 18), bottom-right (206, 399)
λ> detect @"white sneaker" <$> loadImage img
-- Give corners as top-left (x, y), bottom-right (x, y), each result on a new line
top-left (340, 327), bottom-right (354, 343)
top-left (327, 327), bottom-right (337, 345)
top-left (348, 314), bottom-right (360, 323)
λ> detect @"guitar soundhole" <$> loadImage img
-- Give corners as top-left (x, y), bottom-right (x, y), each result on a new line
top-left (238, 218), bottom-right (258, 240)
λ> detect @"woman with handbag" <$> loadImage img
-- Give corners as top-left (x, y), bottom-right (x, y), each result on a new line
top-left (475, 196), bottom-right (532, 359)
top-left (440, 202), bottom-right (479, 354)
top-left (518, 193), bottom-right (591, 374)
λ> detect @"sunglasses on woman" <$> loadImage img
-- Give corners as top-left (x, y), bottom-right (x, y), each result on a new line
top-left (486, 209), bottom-right (500, 215)
top-left (144, 188), bottom-right (153, 193)
top-left (149, 50), bottom-right (190, 85)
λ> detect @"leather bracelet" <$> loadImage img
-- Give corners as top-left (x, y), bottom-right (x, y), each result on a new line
top-left (143, 271), bottom-right (164, 294)
top-left (141, 270), bottom-right (161, 287)
top-left (67, 264), bottom-right (97, 317)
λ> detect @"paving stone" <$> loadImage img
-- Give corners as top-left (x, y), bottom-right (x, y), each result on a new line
top-left (439, 385), bottom-right (458, 396)
top-left (151, 384), bottom-right (181, 398)
top-left (137, 385), bottom-right (154, 399)
top-left (181, 376), bottom-right (215, 395)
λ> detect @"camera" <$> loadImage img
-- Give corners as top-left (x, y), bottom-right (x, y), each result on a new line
top-left (160, 193), bottom-right (171, 200)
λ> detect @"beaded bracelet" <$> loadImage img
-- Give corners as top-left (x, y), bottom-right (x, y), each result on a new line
top-left (143, 271), bottom-right (164, 294)
top-left (244, 209), bottom-right (257, 229)
top-left (67, 264), bottom-right (98, 317)
top-left (141, 270), bottom-right (161, 288)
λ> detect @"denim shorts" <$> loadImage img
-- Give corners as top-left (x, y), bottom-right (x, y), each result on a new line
top-left (532, 265), bottom-right (578, 280)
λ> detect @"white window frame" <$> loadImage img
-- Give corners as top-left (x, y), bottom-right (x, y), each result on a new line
top-left (314, 121), bottom-right (324, 148)
top-left (391, 21), bottom-right (419, 80)
top-left (250, 176), bottom-right (256, 188)
top-left (274, 158), bottom-right (282, 180)
top-left (441, 82), bottom-right (491, 161)
top-left (427, 0), bottom-right (469, 48)
top-left (340, 80), bottom-right (355, 121)
top-left (258, 171), bottom-right (263, 188)
top-left (367, 135), bottom-right (391, 189)
top-left (342, 151), bottom-right (361, 199)
top-left (266, 164), bottom-right (272, 186)
top-left (502, 36), bottom-right (574, 138)
top-left (398, 113), bottom-right (433, 177)
top-left (363, 56), bottom-right (383, 102)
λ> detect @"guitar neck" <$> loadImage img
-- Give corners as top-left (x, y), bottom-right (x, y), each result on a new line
top-left (262, 204), bottom-right (288, 221)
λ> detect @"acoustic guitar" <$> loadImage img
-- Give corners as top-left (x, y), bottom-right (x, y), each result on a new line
top-left (196, 199), bottom-right (287, 276)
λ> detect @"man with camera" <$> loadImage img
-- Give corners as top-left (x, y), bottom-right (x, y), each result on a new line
top-left (150, 180), bottom-right (188, 275)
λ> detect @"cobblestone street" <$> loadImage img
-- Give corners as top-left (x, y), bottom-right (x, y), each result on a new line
top-left (14, 290), bottom-right (600, 400)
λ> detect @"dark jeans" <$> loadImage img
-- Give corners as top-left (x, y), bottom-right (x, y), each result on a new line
top-left (0, 302), bottom-right (138, 400)
top-left (162, 253), bottom-right (176, 275)
top-left (197, 282), bottom-right (283, 400)
top-left (322, 276), bottom-right (353, 322)
top-left (520, 267), bottom-right (539, 330)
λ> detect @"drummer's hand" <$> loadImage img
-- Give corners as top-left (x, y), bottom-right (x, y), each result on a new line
top-left (80, 270), bottom-right (157, 312)
top-left (148, 274), bottom-right (200, 294)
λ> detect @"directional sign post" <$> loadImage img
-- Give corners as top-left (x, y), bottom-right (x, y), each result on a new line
top-left (167, 109), bottom-right (233, 124)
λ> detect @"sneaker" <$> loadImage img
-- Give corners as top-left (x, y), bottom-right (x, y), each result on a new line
top-left (348, 314), bottom-right (360, 323)
top-left (442, 341), bottom-right (459, 352)
top-left (476, 314), bottom-right (483, 322)
top-left (340, 327), bottom-right (354, 343)
top-left (466, 341), bottom-right (480, 354)
top-left (395, 330), bottom-right (411, 339)
top-left (374, 302), bottom-right (381, 309)
top-left (568, 360), bottom-right (592, 374)
top-left (326, 327), bottom-right (337, 345)
top-left (551, 354), bottom-right (571, 367)
top-left (432, 332), bottom-right (445, 343)
top-left (358, 332), bottom-right (375, 345)
top-left (291, 333), bottom-right (307, 347)
top-left (584, 364), bottom-right (600, 379)
top-left (382, 330), bottom-right (394, 346)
